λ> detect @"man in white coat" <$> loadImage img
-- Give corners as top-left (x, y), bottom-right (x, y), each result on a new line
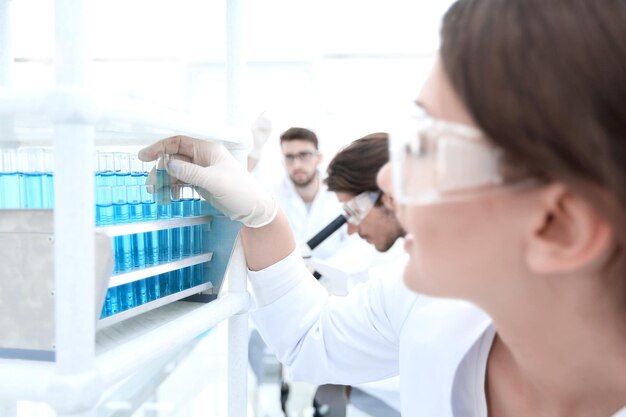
top-left (249, 123), bottom-right (349, 261)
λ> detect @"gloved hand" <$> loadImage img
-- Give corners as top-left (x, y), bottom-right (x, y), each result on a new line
top-left (249, 111), bottom-right (272, 161)
top-left (138, 136), bottom-right (278, 228)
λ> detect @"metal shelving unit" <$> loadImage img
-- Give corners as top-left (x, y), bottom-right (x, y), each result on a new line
top-left (0, 0), bottom-right (251, 415)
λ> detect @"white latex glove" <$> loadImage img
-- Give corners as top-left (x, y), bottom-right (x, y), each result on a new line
top-left (249, 111), bottom-right (272, 160)
top-left (138, 136), bottom-right (278, 228)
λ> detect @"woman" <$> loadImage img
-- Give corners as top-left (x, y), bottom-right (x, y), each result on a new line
top-left (139, 0), bottom-right (626, 415)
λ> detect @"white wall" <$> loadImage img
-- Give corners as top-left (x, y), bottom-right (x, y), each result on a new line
top-left (9, 0), bottom-right (455, 178)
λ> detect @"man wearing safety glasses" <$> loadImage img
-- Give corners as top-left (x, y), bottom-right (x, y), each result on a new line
top-left (310, 133), bottom-right (406, 417)
top-left (326, 133), bottom-right (405, 253)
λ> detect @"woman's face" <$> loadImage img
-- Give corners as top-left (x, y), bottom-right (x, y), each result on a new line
top-left (378, 59), bottom-right (534, 302)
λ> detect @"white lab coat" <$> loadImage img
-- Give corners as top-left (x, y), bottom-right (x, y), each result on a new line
top-left (270, 175), bottom-right (347, 260)
top-left (249, 250), bottom-right (626, 417)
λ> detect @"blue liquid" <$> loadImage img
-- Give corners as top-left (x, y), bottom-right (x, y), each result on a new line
top-left (181, 266), bottom-right (192, 290)
top-left (157, 204), bottom-right (171, 263)
top-left (169, 270), bottom-right (183, 293)
top-left (95, 204), bottom-right (114, 226)
top-left (142, 201), bottom-right (159, 266)
top-left (102, 287), bottom-right (119, 317)
top-left (146, 276), bottom-right (160, 301)
top-left (192, 263), bottom-right (205, 287)
top-left (114, 235), bottom-right (132, 273)
top-left (159, 274), bottom-right (171, 297)
top-left (171, 200), bottom-right (183, 260)
top-left (20, 173), bottom-right (44, 208)
top-left (115, 173), bottom-right (130, 186)
top-left (156, 170), bottom-right (171, 205)
top-left (130, 233), bottom-right (145, 269)
top-left (130, 173), bottom-right (144, 185)
top-left (0, 172), bottom-right (21, 208)
top-left (113, 203), bottom-right (131, 273)
top-left (182, 199), bottom-right (194, 257)
top-left (169, 200), bottom-right (184, 293)
top-left (128, 202), bottom-right (145, 270)
top-left (133, 279), bottom-right (148, 306)
top-left (117, 283), bottom-right (135, 311)
top-left (95, 172), bottom-right (116, 187)
top-left (42, 173), bottom-right (54, 208)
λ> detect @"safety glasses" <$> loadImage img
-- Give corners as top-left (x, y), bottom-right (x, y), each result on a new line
top-left (389, 107), bottom-right (534, 205)
top-left (343, 191), bottom-right (381, 225)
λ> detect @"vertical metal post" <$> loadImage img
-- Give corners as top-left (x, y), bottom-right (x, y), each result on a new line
top-left (227, 236), bottom-right (249, 417)
top-left (226, 0), bottom-right (246, 128)
top-left (53, 0), bottom-right (96, 415)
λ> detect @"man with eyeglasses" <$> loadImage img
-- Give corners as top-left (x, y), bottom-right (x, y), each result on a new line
top-left (249, 125), bottom-right (351, 261)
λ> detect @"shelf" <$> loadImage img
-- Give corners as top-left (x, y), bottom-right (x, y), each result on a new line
top-left (97, 282), bottom-right (214, 330)
top-left (96, 215), bottom-right (212, 237)
top-left (108, 253), bottom-right (213, 287)
top-left (0, 87), bottom-right (250, 150)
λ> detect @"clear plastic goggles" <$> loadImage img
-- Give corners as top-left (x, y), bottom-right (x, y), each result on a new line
top-left (343, 191), bottom-right (381, 225)
top-left (389, 108), bottom-right (533, 205)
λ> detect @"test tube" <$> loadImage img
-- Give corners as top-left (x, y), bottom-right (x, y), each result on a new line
top-left (128, 185), bottom-right (145, 267)
top-left (157, 178), bottom-right (172, 296)
top-left (112, 185), bottom-right (135, 311)
top-left (96, 152), bottom-right (116, 186)
top-left (95, 186), bottom-right (117, 316)
top-left (127, 184), bottom-right (147, 305)
top-left (181, 185), bottom-right (195, 289)
top-left (169, 184), bottom-right (184, 293)
top-left (155, 153), bottom-right (171, 205)
top-left (129, 155), bottom-right (145, 185)
top-left (191, 188), bottom-right (205, 286)
top-left (42, 149), bottom-right (54, 208)
top-left (141, 184), bottom-right (159, 265)
top-left (141, 184), bottom-right (160, 302)
top-left (114, 152), bottom-right (130, 186)
top-left (0, 148), bottom-right (21, 208)
top-left (19, 148), bottom-right (45, 208)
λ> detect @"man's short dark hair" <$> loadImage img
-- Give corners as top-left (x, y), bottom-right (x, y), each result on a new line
top-left (325, 133), bottom-right (389, 203)
top-left (280, 127), bottom-right (319, 150)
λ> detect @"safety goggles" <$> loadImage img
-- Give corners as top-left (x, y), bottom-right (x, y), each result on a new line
top-left (343, 191), bottom-right (381, 225)
top-left (389, 107), bottom-right (533, 205)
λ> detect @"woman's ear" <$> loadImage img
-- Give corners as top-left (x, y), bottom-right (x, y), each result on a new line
top-left (381, 192), bottom-right (396, 211)
top-left (525, 183), bottom-right (614, 275)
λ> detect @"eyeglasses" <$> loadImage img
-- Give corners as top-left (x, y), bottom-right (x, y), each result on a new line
top-left (283, 151), bottom-right (317, 164)
top-left (389, 107), bottom-right (534, 205)
top-left (343, 191), bottom-right (381, 225)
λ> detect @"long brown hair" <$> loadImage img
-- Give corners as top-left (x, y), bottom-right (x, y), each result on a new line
top-left (440, 0), bottom-right (626, 269)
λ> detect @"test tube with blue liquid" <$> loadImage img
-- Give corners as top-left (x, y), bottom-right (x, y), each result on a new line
top-left (130, 155), bottom-right (145, 185)
top-left (169, 183), bottom-right (184, 293)
top-left (126, 184), bottom-right (148, 306)
top-left (42, 149), bottom-right (54, 208)
top-left (180, 184), bottom-right (195, 289)
top-left (112, 185), bottom-right (135, 311)
top-left (141, 183), bottom-right (160, 302)
top-left (114, 152), bottom-right (130, 186)
top-left (0, 148), bottom-right (21, 208)
top-left (192, 188), bottom-right (205, 286)
top-left (96, 152), bottom-right (116, 187)
top-left (156, 154), bottom-right (172, 297)
top-left (95, 186), bottom-right (117, 317)
top-left (19, 148), bottom-right (45, 208)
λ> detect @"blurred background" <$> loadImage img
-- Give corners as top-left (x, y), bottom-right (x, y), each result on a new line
top-left (10, 0), bottom-right (454, 179)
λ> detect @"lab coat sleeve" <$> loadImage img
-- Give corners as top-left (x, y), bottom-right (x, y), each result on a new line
top-left (248, 248), bottom-right (418, 385)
